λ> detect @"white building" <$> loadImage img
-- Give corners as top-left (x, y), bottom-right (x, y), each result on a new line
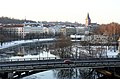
top-left (70, 35), bottom-right (84, 41)
top-left (48, 25), bottom-right (63, 35)
top-left (91, 35), bottom-right (109, 44)
top-left (70, 35), bottom-right (86, 41)
top-left (70, 34), bottom-right (108, 43)
top-left (23, 22), bottom-right (44, 37)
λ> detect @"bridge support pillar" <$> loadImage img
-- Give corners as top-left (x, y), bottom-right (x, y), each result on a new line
top-left (8, 72), bottom-right (14, 79)
top-left (25, 71), bottom-right (29, 75)
top-left (0, 72), bottom-right (9, 79)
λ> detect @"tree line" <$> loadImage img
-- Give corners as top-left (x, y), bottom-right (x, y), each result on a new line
top-left (93, 22), bottom-right (120, 41)
top-left (0, 16), bottom-right (36, 24)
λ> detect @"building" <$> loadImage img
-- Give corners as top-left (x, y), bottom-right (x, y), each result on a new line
top-left (85, 13), bottom-right (91, 27)
top-left (48, 25), bottom-right (63, 36)
top-left (65, 26), bottom-right (75, 36)
top-left (23, 22), bottom-right (44, 38)
top-left (118, 37), bottom-right (120, 53)
top-left (90, 35), bottom-right (109, 44)
top-left (70, 35), bottom-right (85, 42)
top-left (2, 24), bottom-right (24, 38)
top-left (85, 13), bottom-right (99, 34)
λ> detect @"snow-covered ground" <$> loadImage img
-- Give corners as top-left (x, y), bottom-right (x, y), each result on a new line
top-left (0, 38), bottom-right (55, 50)
top-left (0, 39), bottom-right (119, 60)
top-left (107, 50), bottom-right (118, 57)
top-left (72, 45), bottom-right (119, 58)
top-left (9, 51), bottom-right (59, 61)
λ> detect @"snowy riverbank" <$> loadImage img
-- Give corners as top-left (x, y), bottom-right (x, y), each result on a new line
top-left (0, 38), bottom-right (55, 50)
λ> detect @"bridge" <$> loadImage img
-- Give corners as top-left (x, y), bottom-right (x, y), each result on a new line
top-left (0, 57), bottom-right (120, 72)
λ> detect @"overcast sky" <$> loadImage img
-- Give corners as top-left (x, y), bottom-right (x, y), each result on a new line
top-left (0, 0), bottom-right (120, 24)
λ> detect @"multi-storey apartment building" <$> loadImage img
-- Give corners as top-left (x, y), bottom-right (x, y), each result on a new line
top-left (48, 25), bottom-right (63, 36)
top-left (23, 22), bottom-right (44, 37)
top-left (2, 24), bottom-right (24, 38)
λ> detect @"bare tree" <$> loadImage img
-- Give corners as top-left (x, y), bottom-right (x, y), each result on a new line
top-left (51, 34), bottom-right (73, 58)
top-left (93, 22), bottom-right (120, 42)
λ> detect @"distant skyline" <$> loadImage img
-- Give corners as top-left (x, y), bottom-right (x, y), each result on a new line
top-left (0, 0), bottom-right (120, 24)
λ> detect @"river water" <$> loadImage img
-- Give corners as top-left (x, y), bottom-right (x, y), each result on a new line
top-left (22, 68), bottom-right (98, 79)
top-left (0, 41), bottom-right (119, 79)
top-left (4, 42), bottom-right (97, 79)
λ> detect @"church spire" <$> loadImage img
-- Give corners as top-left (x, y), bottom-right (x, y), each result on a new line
top-left (85, 13), bottom-right (91, 26)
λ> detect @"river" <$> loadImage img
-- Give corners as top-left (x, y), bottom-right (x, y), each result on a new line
top-left (0, 40), bottom-right (119, 79)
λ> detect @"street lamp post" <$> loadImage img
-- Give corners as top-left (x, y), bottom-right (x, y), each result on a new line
top-left (36, 46), bottom-right (39, 60)
top-left (46, 48), bottom-right (49, 59)
top-left (39, 46), bottom-right (43, 60)
top-left (74, 26), bottom-right (77, 59)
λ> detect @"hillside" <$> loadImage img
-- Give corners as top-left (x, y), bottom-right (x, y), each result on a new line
top-left (0, 17), bottom-right (36, 24)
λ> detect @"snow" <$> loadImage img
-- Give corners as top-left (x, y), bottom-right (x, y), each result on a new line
top-left (0, 38), bottom-right (55, 50)
top-left (9, 51), bottom-right (59, 61)
top-left (22, 70), bottom-right (56, 79)
top-left (0, 39), bottom-right (118, 79)
top-left (107, 50), bottom-right (119, 58)
top-left (72, 45), bottom-right (119, 58)
top-left (0, 38), bottom-right (119, 60)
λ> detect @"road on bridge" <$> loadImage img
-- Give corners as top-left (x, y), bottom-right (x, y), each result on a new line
top-left (0, 58), bottom-right (120, 72)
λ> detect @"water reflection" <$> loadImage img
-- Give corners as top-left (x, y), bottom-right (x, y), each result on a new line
top-left (0, 41), bottom-right (119, 79)
top-left (55, 68), bottom-right (94, 79)
top-left (1, 42), bottom-right (100, 79)
top-left (0, 42), bottom-right (55, 58)
top-left (54, 69), bottom-right (76, 79)
top-left (22, 68), bottom-right (98, 79)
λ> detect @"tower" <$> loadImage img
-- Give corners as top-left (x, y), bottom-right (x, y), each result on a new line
top-left (85, 13), bottom-right (91, 26)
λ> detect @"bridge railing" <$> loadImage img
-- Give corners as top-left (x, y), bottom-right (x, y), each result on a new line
top-left (0, 55), bottom-right (119, 62)
top-left (0, 57), bottom-right (60, 62)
